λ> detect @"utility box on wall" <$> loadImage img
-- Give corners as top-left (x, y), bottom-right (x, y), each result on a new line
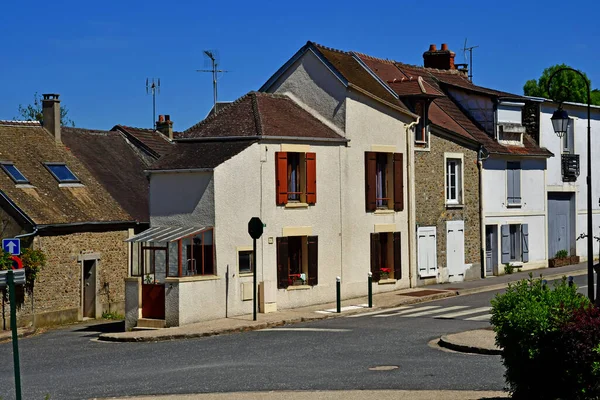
top-left (259, 281), bottom-right (277, 313)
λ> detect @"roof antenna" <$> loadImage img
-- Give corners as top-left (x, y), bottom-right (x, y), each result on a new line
top-left (462, 38), bottom-right (479, 82)
top-left (146, 78), bottom-right (160, 129)
top-left (197, 50), bottom-right (229, 115)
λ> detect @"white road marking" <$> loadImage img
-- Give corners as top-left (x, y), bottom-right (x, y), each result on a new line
top-left (579, 284), bottom-right (596, 289)
top-left (373, 305), bottom-right (441, 318)
top-left (401, 305), bottom-right (468, 318)
top-left (346, 305), bottom-right (413, 318)
top-left (435, 306), bottom-right (492, 319)
top-left (315, 305), bottom-right (369, 314)
top-left (465, 314), bottom-right (492, 321)
top-left (258, 328), bottom-right (351, 332)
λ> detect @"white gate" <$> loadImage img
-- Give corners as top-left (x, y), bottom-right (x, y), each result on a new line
top-left (446, 220), bottom-right (466, 282)
top-left (417, 226), bottom-right (437, 278)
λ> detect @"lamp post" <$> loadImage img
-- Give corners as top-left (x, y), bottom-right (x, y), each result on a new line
top-left (548, 67), bottom-right (595, 303)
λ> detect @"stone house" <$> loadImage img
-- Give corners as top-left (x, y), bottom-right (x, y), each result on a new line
top-left (125, 88), bottom-right (415, 329)
top-left (527, 97), bottom-right (600, 262)
top-left (0, 94), bottom-right (137, 328)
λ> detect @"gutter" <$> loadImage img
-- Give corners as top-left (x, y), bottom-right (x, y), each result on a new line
top-left (147, 168), bottom-right (214, 174)
top-left (175, 135), bottom-right (349, 144)
top-left (348, 83), bottom-right (418, 119)
top-left (36, 220), bottom-right (137, 230)
top-left (477, 146), bottom-right (488, 277)
top-left (405, 119), bottom-right (418, 288)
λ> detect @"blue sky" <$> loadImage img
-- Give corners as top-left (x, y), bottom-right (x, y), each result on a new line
top-left (1, 0), bottom-right (598, 131)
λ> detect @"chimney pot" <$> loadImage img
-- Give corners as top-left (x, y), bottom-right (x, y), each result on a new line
top-left (423, 43), bottom-right (455, 70)
top-left (42, 93), bottom-right (61, 143)
top-left (158, 115), bottom-right (165, 122)
top-left (441, 43), bottom-right (448, 51)
top-left (428, 44), bottom-right (437, 52)
top-left (156, 114), bottom-right (174, 140)
top-left (165, 114), bottom-right (170, 122)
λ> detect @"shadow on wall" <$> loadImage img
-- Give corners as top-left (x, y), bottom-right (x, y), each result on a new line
top-left (150, 172), bottom-right (212, 217)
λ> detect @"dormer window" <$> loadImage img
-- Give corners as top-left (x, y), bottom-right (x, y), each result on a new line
top-left (44, 163), bottom-right (79, 183)
top-left (414, 102), bottom-right (428, 144)
top-left (1, 163), bottom-right (28, 184)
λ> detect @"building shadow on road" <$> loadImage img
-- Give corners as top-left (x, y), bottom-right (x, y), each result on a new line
top-left (74, 320), bottom-right (124, 334)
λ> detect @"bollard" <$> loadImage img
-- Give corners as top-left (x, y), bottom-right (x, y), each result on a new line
top-left (542, 279), bottom-right (548, 289)
top-left (336, 276), bottom-right (341, 313)
top-left (568, 276), bottom-right (574, 287)
top-left (368, 272), bottom-right (373, 308)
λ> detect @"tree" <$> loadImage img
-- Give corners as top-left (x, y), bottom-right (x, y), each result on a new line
top-left (16, 92), bottom-right (75, 127)
top-left (523, 64), bottom-right (600, 106)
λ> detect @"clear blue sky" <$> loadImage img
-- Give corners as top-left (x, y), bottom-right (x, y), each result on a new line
top-left (1, 0), bottom-right (598, 131)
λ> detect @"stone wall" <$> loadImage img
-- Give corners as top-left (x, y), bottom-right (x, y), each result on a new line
top-left (3, 229), bottom-right (129, 329)
top-left (414, 132), bottom-right (481, 283)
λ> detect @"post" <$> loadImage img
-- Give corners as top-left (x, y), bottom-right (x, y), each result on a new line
top-left (336, 276), bottom-right (341, 313)
top-left (568, 276), bottom-right (574, 287)
top-left (253, 238), bottom-right (257, 321)
top-left (368, 272), bottom-right (373, 308)
top-left (587, 89), bottom-right (595, 304)
top-left (8, 271), bottom-right (22, 400)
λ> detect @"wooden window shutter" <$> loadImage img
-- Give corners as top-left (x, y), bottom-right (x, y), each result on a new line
top-left (276, 237), bottom-right (289, 289)
top-left (365, 152), bottom-right (377, 212)
top-left (393, 153), bottom-right (404, 211)
top-left (370, 233), bottom-right (380, 282)
top-left (501, 225), bottom-right (510, 264)
top-left (306, 152), bottom-right (317, 204)
top-left (276, 152), bottom-right (288, 205)
top-left (521, 224), bottom-right (529, 263)
top-left (393, 232), bottom-right (402, 280)
top-left (307, 236), bottom-right (318, 285)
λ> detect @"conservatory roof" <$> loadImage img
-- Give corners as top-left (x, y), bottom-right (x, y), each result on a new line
top-left (125, 226), bottom-right (209, 243)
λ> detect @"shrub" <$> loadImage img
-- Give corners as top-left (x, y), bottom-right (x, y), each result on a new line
top-left (20, 248), bottom-right (45, 294)
top-left (490, 275), bottom-right (590, 399)
top-left (555, 249), bottom-right (569, 259)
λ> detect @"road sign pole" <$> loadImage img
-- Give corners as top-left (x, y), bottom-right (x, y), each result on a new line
top-left (8, 270), bottom-right (22, 400)
top-left (253, 238), bottom-right (257, 321)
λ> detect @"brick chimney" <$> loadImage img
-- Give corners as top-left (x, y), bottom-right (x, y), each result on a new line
top-left (156, 114), bottom-right (174, 140)
top-left (42, 93), bottom-right (61, 142)
top-left (423, 43), bottom-right (456, 70)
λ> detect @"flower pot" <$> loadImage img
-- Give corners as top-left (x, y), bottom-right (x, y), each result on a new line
top-left (549, 257), bottom-right (569, 268)
top-left (570, 255), bottom-right (580, 265)
top-left (380, 273), bottom-right (389, 280)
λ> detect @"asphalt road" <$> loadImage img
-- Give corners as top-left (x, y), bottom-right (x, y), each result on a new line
top-left (0, 274), bottom-right (590, 400)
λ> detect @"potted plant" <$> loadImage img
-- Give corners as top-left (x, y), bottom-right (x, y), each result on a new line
top-left (549, 250), bottom-right (570, 268)
top-left (379, 267), bottom-right (391, 280)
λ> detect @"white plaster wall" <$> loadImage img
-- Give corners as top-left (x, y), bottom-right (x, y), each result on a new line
top-left (484, 215), bottom-right (547, 268)
top-left (483, 158), bottom-right (546, 214)
top-left (341, 91), bottom-right (413, 298)
top-left (539, 102), bottom-right (600, 261)
top-left (209, 141), bottom-right (344, 317)
top-left (149, 172), bottom-right (214, 227)
top-left (268, 49), bottom-right (347, 131)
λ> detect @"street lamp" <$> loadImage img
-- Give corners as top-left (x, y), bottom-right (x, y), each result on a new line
top-left (548, 67), bottom-right (595, 304)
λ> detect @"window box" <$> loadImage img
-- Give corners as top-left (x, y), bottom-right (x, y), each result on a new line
top-left (549, 257), bottom-right (570, 268)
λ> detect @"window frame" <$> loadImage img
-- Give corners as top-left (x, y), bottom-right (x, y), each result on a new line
top-left (276, 235), bottom-right (318, 289)
top-left (43, 162), bottom-right (80, 183)
top-left (509, 224), bottom-right (522, 262)
top-left (0, 162), bottom-right (29, 184)
top-left (444, 153), bottom-right (464, 206)
top-left (238, 248), bottom-right (254, 275)
top-left (562, 117), bottom-right (575, 154)
top-left (414, 101), bottom-right (429, 145)
top-left (375, 153), bottom-right (391, 209)
top-left (276, 151), bottom-right (316, 206)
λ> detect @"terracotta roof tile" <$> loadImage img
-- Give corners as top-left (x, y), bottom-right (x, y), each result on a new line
top-left (181, 92), bottom-right (345, 141)
top-left (62, 127), bottom-right (150, 222)
top-left (0, 123), bottom-right (132, 225)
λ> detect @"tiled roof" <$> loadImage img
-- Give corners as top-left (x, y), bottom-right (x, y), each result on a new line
top-left (0, 122), bottom-right (132, 225)
top-left (353, 47), bottom-right (548, 157)
top-left (310, 43), bottom-right (409, 110)
top-left (62, 127), bottom-right (150, 223)
top-left (112, 125), bottom-right (173, 158)
top-left (181, 92), bottom-right (345, 141)
top-left (150, 140), bottom-right (257, 171)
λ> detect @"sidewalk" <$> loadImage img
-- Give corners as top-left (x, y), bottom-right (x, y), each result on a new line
top-left (97, 390), bottom-right (509, 399)
top-left (98, 262), bottom-right (586, 343)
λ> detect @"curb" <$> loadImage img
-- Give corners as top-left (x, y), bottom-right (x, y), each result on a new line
top-left (98, 268), bottom-right (586, 343)
top-left (438, 335), bottom-right (502, 355)
top-left (0, 328), bottom-right (37, 343)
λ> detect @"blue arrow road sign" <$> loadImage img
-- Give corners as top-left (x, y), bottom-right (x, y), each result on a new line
top-left (2, 239), bottom-right (20, 255)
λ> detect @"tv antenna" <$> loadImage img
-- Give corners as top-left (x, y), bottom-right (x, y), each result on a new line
top-left (197, 50), bottom-right (229, 114)
top-left (146, 78), bottom-right (160, 129)
top-left (462, 38), bottom-right (479, 82)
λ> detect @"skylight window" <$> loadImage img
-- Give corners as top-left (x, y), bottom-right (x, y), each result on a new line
top-left (1, 163), bottom-right (28, 184)
top-left (44, 163), bottom-right (79, 183)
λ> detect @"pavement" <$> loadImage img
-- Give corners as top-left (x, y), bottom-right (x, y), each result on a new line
top-left (97, 390), bottom-right (509, 399)
top-left (98, 262), bottom-right (586, 344)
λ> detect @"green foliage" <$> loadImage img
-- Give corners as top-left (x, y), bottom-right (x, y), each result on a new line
top-left (20, 248), bottom-right (45, 293)
top-left (523, 64), bottom-right (600, 105)
top-left (0, 250), bottom-right (13, 271)
top-left (102, 310), bottom-right (124, 320)
top-left (503, 263), bottom-right (519, 274)
top-left (491, 275), bottom-right (591, 398)
top-left (555, 249), bottom-right (569, 259)
top-left (16, 92), bottom-right (75, 127)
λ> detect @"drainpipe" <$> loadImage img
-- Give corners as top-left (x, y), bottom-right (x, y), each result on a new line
top-left (477, 146), bottom-right (488, 278)
top-left (15, 227), bottom-right (38, 239)
top-left (405, 119), bottom-right (418, 287)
